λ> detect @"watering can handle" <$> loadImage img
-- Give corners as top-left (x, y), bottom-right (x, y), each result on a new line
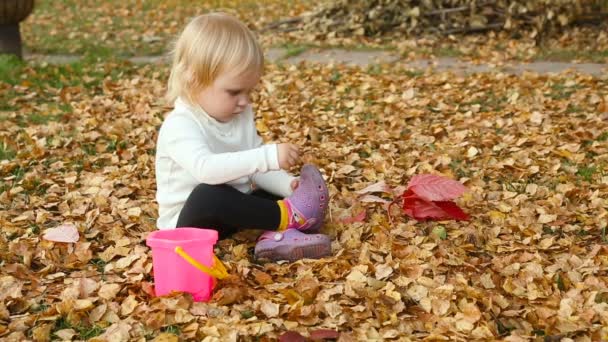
top-left (174, 246), bottom-right (228, 280)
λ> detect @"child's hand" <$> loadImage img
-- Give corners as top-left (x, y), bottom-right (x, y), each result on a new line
top-left (290, 178), bottom-right (299, 191)
top-left (277, 143), bottom-right (299, 170)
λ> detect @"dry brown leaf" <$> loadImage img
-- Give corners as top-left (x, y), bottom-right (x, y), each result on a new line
top-left (99, 283), bottom-right (122, 300)
top-left (152, 333), bottom-right (179, 342)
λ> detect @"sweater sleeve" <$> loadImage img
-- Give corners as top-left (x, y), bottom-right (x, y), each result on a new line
top-left (161, 115), bottom-right (281, 184)
top-left (252, 170), bottom-right (297, 198)
top-left (249, 116), bottom-right (297, 197)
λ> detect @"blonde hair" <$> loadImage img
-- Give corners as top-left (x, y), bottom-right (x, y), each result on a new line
top-left (166, 13), bottom-right (264, 105)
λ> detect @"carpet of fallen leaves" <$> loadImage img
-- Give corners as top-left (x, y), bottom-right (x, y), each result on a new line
top-left (273, 23), bottom-right (608, 65)
top-left (22, 0), bottom-right (608, 64)
top-left (1, 59), bottom-right (608, 341)
top-left (21, 0), bottom-right (313, 56)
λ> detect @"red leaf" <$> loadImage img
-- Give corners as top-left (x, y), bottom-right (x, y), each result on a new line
top-left (402, 190), bottom-right (469, 221)
top-left (310, 329), bottom-right (340, 340)
top-left (407, 174), bottom-right (467, 202)
top-left (279, 331), bottom-right (307, 342)
top-left (433, 201), bottom-right (470, 220)
top-left (403, 191), bottom-right (446, 219)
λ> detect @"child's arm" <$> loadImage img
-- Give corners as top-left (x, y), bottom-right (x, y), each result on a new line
top-left (160, 115), bottom-right (281, 184)
top-left (251, 170), bottom-right (297, 198)
top-left (249, 118), bottom-right (297, 197)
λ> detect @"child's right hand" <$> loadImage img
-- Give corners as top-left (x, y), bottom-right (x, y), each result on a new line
top-left (277, 143), bottom-right (300, 170)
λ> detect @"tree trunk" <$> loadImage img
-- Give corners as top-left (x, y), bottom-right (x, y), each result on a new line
top-left (0, 23), bottom-right (21, 58)
top-left (0, 0), bottom-right (35, 59)
top-left (0, 0), bottom-right (35, 24)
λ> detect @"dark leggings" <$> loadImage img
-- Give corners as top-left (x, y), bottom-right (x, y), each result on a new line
top-left (176, 184), bottom-right (282, 239)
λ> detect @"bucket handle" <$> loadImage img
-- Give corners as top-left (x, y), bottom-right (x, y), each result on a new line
top-left (174, 246), bottom-right (228, 280)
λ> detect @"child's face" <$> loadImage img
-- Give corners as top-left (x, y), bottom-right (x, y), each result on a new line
top-left (195, 68), bottom-right (261, 123)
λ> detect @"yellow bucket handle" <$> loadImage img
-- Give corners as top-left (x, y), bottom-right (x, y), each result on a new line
top-left (174, 246), bottom-right (228, 280)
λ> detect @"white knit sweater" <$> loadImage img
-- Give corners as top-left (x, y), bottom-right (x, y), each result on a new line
top-left (155, 98), bottom-right (296, 229)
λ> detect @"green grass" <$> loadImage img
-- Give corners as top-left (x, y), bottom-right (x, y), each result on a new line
top-left (240, 310), bottom-right (255, 319)
top-left (432, 226), bottom-right (448, 240)
top-left (577, 165), bottom-right (597, 182)
top-left (162, 325), bottom-right (181, 336)
top-left (401, 69), bottom-right (424, 78)
top-left (547, 81), bottom-right (582, 100)
top-left (52, 316), bottom-right (105, 340)
top-left (0, 57), bottom-right (141, 119)
top-left (0, 142), bottom-right (16, 161)
top-left (496, 319), bottom-right (515, 336)
top-left (89, 258), bottom-right (108, 273)
top-left (29, 223), bottom-right (41, 234)
top-left (596, 291), bottom-right (608, 304)
top-left (329, 70), bottom-right (341, 83)
top-left (434, 47), bottom-right (463, 58)
top-left (31, 303), bottom-right (50, 313)
top-left (556, 273), bottom-right (566, 291)
top-left (503, 179), bottom-right (529, 194)
top-left (463, 93), bottom-right (505, 112)
top-left (106, 139), bottom-right (128, 152)
top-left (24, 112), bottom-right (64, 125)
top-left (23, 0), bottom-right (169, 56)
top-left (8, 166), bottom-right (27, 183)
top-left (0, 163), bottom-right (28, 203)
top-left (533, 329), bottom-right (546, 336)
top-left (0, 54), bottom-right (141, 198)
top-left (0, 54), bottom-right (25, 84)
top-left (79, 325), bottom-right (105, 340)
top-left (449, 159), bottom-right (471, 178)
top-left (367, 63), bottom-right (383, 75)
top-left (81, 143), bottom-right (97, 156)
top-left (282, 43), bottom-right (310, 58)
top-left (24, 0), bottom-right (316, 56)
top-left (565, 103), bottom-right (583, 114)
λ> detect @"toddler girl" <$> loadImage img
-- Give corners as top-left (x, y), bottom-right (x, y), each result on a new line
top-left (155, 13), bottom-right (331, 262)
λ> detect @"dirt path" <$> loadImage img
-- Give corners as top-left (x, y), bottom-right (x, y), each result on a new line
top-left (25, 47), bottom-right (608, 77)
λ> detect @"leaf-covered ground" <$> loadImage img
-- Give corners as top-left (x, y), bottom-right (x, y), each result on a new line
top-left (21, 0), bottom-right (313, 56)
top-left (22, 0), bottom-right (608, 63)
top-left (4, 0), bottom-right (608, 340)
top-left (1, 53), bottom-right (608, 340)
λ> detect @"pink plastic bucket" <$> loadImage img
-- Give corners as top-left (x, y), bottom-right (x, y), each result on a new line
top-left (146, 227), bottom-right (224, 302)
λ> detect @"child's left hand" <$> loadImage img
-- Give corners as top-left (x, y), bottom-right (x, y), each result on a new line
top-left (291, 179), bottom-right (299, 191)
